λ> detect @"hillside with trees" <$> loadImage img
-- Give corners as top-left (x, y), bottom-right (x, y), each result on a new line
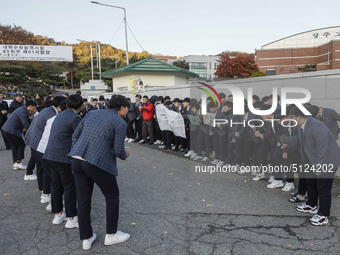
top-left (0, 24), bottom-right (151, 97)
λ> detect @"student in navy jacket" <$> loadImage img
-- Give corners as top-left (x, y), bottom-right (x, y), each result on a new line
top-left (43, 95), bottom-right (83, 229)
top-left (282, 106), bottom-right (340, 226)
top-left (69, 95), bottom-right (131, 250)
top-left (2, 100), bottom-right (37, 169)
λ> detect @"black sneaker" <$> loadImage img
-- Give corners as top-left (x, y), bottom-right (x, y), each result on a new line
top-left (288, 196), bottom-right (306, 203)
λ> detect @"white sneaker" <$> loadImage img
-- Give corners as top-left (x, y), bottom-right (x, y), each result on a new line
top-left (268, 176), bottom-right (275, 183)
top-left (17, 163), bottom-right (27, 170)
top-left (139, 139), bottom-right (145, 144)
top-left (296, 203), bottom-right (318, 214)
top-left (13, 162), bottom-right (26, 170)
top-left (24, 174), bottom-right (37, 181)
top-left (217, 160), bottom-right (224, 166)
top-left (238, 166), bottom-right (248, 175)
top-left (309, 214), bottom-right (329, 226)
top-left (46, 203), bottom-right (52, 212)
top-left (125, 138), bottom-right (129, 142)
top-left (201, 156), bottom-right (209, 162)
top-left (104, 231), bottom-right (130, 246)
top-left (128, 138), bottom-right (134, 143)
top-left (193, 156), bottom-right (203, 161)
top-left (190, 152), bottom-right (197, 159)
top-left (282, 182), bottom-right (295, 192)
top-left (154, 140), bottom-right (162, 145)
top-left (65, 216), bottom-right (79, 229)
top-left (184, 150), bottom-right (192, 157)
top-left (52, 212), bottom-right (66, 224)
top-left (40, 194), bottom-right (51, 204)
top-left (159, 145), bottom-right (166, 149)
top-left (267, 180), bottom-right (285, 189)
top-left (211, 159), bottom-right (219, 164)
top-left (252, 173), bottom-right (265, 181)
top-left (83, 233), bottom-right (97, 250)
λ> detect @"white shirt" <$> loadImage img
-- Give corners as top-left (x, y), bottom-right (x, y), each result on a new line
top-left (36, 115), bottom-right (57, 153)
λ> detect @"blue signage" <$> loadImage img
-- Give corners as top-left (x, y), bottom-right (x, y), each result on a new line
top-left (10, 92), bottom-right (16, 96)
top-left (90, 86), bottom-right (96, 90)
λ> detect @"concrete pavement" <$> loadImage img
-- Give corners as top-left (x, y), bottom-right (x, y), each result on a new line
top-left (0, 139), bottom-right (339, 255)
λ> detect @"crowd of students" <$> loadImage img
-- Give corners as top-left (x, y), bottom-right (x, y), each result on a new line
top-left (125, 92), bottom-right (340, 226)
top-left (1, 92), bottom-right (131, 250)
top-left (0, 89), bottom-right (340, 252)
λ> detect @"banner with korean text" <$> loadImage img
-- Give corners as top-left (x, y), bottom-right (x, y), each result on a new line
top-left (0, 45), bottom-right (73, 62)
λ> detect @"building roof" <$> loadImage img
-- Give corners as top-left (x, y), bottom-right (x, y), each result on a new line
top-left (101, 57), bottom-right (199, 78)
top-left (261, 26), bottom-right (340, 50)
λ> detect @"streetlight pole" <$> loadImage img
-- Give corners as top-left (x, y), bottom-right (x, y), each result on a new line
top-left (90, 1), bottom-right (129, 65)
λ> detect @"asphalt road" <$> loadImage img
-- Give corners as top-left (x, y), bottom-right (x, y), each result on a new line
top-left (0, 139), bottom-right (339, 255)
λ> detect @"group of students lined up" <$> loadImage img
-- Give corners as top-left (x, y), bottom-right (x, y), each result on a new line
top-left (127, 93), bottom-right (340, 226)
top-left (1, 92), bottom-right (132, 250)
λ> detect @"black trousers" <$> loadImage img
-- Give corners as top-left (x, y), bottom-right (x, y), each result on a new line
top-left (0, 125), bottom-right (11, 149)
top-left (28, 148), bottom-right (43, 177)
top-left (72, 159), bottom-right (119, 240)
top-left (48, 160), bottom-right (77, 217)
top-left (185, 129), bottom-right (190, 151)
top-left (3, 131), bottom-right (25, 163)
top-left (154, 120), bottom-right (162, 141)
top-left (297, 171), bottom-right (307, 196)
top-left (227, 137), bottom-right (243, 165)
top-left (127, 119), bottom-right (135, 139)
top-left (244, 140), bottom-right (262, 167)
top-left (26, 152), bottom-right (36, 176)
top-left (272, 146), bottom-right (294, 182)
top-left (213, 133), bottom-right (228, 161)
top-left (196, 130), bottom-right (211, 157)
top-left (134, 118), bottom-right (143, 140)
top-left (36, 151), bottom-right (51, 194)
top-left (306, 174), bottom-right (334, 216)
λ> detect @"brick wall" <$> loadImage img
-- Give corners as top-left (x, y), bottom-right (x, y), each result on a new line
top-left (256, 41), bottom-right (340, 75)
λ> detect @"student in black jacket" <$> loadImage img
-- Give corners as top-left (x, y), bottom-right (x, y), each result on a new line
top-left (0, 93), bottom-right (10, 149)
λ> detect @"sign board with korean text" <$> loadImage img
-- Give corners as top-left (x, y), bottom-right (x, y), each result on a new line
top-left (0, 45), bottom-right (73, 62)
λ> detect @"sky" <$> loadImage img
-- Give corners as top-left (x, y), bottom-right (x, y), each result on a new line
top-left (1, 0), bottom-right (339, 57)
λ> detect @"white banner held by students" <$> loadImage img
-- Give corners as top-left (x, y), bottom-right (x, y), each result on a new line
top-left (156, 104), bottom-right (171, 131)
top-left (0, 45), bottom-right (73, 62)
top-left (156, 104), bottom-right (186, 138)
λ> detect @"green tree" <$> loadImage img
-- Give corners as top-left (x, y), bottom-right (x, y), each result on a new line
top-left (297, 64), bottom-right (317, 72)
top-left (172, 59), bottom-right (189, 70)
top-left (0, 65), bottom-right (28, 93)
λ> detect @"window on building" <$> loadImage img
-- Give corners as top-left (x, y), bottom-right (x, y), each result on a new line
top-left (265, 69), bottom-right (276, 76)
top-left (189, 62), bottom-right (207, 79)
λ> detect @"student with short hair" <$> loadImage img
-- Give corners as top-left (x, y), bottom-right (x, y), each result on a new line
top-left (2, 100), bottom-right (37, 170)
top-left (284, 106), bottom-right (340, 225)
top-left (69, 95), bottom-right (131, 249)
top-left (43, 95), bottom-right (84, 229)
top-left (139, 95), bottom-right (154, 144)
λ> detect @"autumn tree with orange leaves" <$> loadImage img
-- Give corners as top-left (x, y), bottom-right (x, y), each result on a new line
top-left (214, 52), bottom-right (259, 79)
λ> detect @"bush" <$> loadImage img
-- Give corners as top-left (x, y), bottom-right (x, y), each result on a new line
top-left (250, 71), bottom-right (266, 77)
